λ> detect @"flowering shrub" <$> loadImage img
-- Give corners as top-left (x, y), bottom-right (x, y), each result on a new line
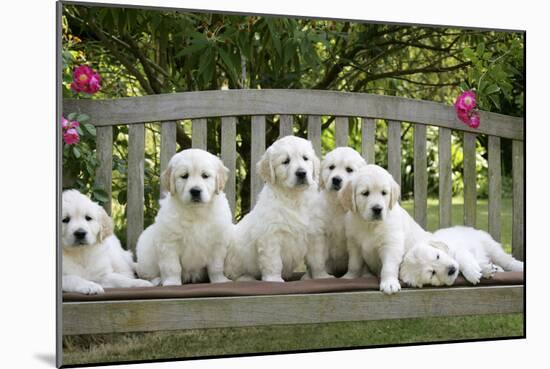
top-left (70, 65), bottom-right (101, 94)
top-left (454, 90), bottom-right (480, 128)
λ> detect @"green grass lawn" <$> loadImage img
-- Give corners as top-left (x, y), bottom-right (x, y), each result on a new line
top-left (63, 197), bottom-right (521, 366)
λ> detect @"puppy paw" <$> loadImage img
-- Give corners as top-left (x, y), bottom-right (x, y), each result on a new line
top-left (380, 278), bottom-right (401, 295)
top-left (150, 277), bottom-right (162, 286)
top-left (209, 275), bottom-right (232, 283)
top-left (76, 281), bottom-right (104, 295)
top-left (480, 263), bottom-right (503, 279)
top-left (162, 277), bottom-right (182, 286)
top-left (262, 275), bottom-right (285, 282)
top-left (462, 267), bottom-right (482, 285)
top-left (132, 279), bottom-right (155, 288)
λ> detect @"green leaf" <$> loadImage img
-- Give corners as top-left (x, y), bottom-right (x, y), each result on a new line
top-left (485, 84), bottom-right (500, 95)
top-left (175, 41), bottom-right (209, 58)
top-left (82, 123), bottom-right (96, 136)
top-left (488, 94), bottom-right (501, 110)
top-left (67, 112), bottom-right (77, 121)
top-left (77, 113), bottom-right (90, 123)
top-left (218, 48), bottom-right (238, 82)
top-left (476, 42), bottom-right (485, 57)
top-left (92, 188), bottom-right (109, 203)
top-left (72, 146), bottom-right (81, 159)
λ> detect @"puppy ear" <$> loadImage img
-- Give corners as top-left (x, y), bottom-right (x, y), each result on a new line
top-left (429, 240), bottom-right (450, 254)
top-left (338, 181), bottom-right (357, 212)
top-left (161, 164), bottom-right (176, 196)
top-left (389, 177), bottom-right (401, 210)
top-left (216, 159), bottom-right (230, 194)
top-left (257, 148), bottom-right (275, 184)
top-left (98, 205), bottom-right (114, 242)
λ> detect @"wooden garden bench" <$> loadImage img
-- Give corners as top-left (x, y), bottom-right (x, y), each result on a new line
top-left (61, 89), bottom-right (524, 337)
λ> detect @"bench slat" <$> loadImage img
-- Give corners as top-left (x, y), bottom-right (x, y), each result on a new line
top-left (335, 116), bottom-right (349, 147)
top-left (279, 114), bottom-right (293, 138)
top-left (387, 120), bottom-right (401, 188)
top-left (221, 117), bottom-right (237, 215)
top-left (414, 124), bottom-right (427, 228)
top-left (439, 127), bottom-right (452, 228)
top-left (95, 126), bottom-right (113, 215)
top-left (127, 124), bottom-right (145, 253)
top-left (512, 140), bottom-right (524, 261)
top-left (361, 118), bottom-right (376, 164)
top-left (251, 116), bottom-right (266, 207)
top-left (192, 118), bottom-right (207, 150)
top-left (488, 136), bottom-right (502, 241)
top-left (307, 115), bottom-right (322, 158)
top-left (463, 132), bottom-right (477, 227)
top-left (62, 285), bottom-right (524, 335)
top-left (160, 121), bottom-right (177, 193)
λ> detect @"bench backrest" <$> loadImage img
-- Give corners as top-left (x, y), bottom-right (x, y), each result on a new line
top-left (64, 89), bottom-right (525, 260)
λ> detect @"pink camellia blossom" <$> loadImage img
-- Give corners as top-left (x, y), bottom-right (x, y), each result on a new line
top-left (454, 91), bottom-right (476, 113)
top-left (63, 128), bottom-right (80, 145)
top-left (468, 111), bottom-right (480, 128)
top-left (70, 65), bottom-right (101, 94)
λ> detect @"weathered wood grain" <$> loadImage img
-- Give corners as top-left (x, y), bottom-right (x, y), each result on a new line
top-left (335, 116), bottom-right (349, 147)
top-left (160, 121), bottom-right (177, 193)
top-left (221, 117), bottom-right (237, 215)
top-left (414, 124), bottom-right (427, 229)
top-left (127, 124), bottom-right (145, 253)
top-left (361, 118), bottom-right (376, 164)
top-left (95, 126), bottom-right (113, 215)
top-left (387, 120), bottom-right (402, 188)
top-left (463, 132), bottom-right (477, 227)
top-left (64, 90), bottom-right (524, 140)
top-left (192, 118), bottom-right (207, 150)
top-left (512, 140), bottom-right (524, 261)
top-left (438, 128), bottom-right (452, 228)
top-left (63, 285), bottom-right (524, 335)
top-left (279, 114), bottom-right (293, 138)
top-left (251, 115), bottom-right (266, 207)
top-left (307, 115), bottom-right (322, 157)
top-left (488, 136), bottom-right (502, 242)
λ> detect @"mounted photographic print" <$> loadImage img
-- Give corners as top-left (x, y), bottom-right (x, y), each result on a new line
top-left (57, 1), bottom-right (525, 366)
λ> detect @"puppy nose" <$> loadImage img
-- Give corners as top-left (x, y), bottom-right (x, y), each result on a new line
top-left (73, 229), bottom-right (87, 240)
top-left (189, 187), bottom-right (202, 197)
top-left (372, 205), bottom-right (382, 215)
top-left (295, 169), bottom-right (307, 179)
top-left (332, 176), bottom-right (342, 186)
top-left (448, 266), bottom-right (457, 276)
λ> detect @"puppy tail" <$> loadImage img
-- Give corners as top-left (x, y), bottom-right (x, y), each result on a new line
top-left (484, 235), bottom-right (524, 272)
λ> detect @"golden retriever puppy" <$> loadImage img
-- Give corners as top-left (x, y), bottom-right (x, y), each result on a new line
top-left (62, 190), bottom-right (152, 294)
top-left (339, 165), bottom-right (431, 294)
top-left (136, 149), bottom-right (232, 285)
top-left (317, 147), bottom-right (366, 277)
top-left (225, 136), bottom-right (330, 282)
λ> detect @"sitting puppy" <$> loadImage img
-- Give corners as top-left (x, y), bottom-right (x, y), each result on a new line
top-left (340, 165), bottom-right (432, 294)
top-left (400, 226), bottom-right (523, 287)
top-left (316, 147), bottom-right (366, 277)
top-left (62, 190), bottom-right (152, 294)
top-left (136, 149), bottom-right (232, 285)
top-left (225, 136), bottom-right (330, 281)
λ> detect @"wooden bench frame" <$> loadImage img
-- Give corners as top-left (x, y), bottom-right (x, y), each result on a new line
top-left (59, 89), bottom-right (525, 341)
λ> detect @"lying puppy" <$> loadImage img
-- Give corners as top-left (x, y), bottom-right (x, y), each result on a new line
top-left (317, 147), bottom-right (366, 277)
top-left (62, 190), bottom-right (152, 294)
top-left (225, 136), bottom-right (330, 281)
top-left (340, 164), bottom-right (433, 294)
top-left (400, 226), bottom-right (523, 287)
top-left (136, 149), bottom-right (232, 285)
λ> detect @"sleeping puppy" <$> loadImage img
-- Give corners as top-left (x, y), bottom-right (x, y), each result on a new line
top-left (400, 226), bottom-right (523, 287)
top-left (62, 190), bottom-right (153, 294)
top-left (340, 164), bottom-right (431, 294)
top-left (317, 147), bottom-right (366, 277)
top-left (136, 149), bottom-right (232, 285)
top-left (225, 136), bottom-right (330, 282)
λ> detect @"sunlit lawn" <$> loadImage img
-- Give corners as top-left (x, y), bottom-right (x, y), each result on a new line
top-left (63, 197), bottom-right (521, 366)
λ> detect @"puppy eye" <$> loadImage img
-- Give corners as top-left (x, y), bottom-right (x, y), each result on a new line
top-left (202, 173), bottom-right (210, 179)
top-left (431, 270), bottom-right (436, 276)
top-left (328, 165), bottom-right (335, 170)
top-left (362, 191), bottom-right (370, 197)
top-left (62, 217), bottom-right (70, 223)
top-left (303, 155), bottom-right (309, 161)
top-left (181, 173), bottom-right (189, 179)
top-left (85, 215), bottom-right (92, 221)
top-left (282, 157), bottom-right (290, 165)
top-left (346, 167), bottom-right (353, 173)
top-left (382, 190), bottom-right (387, 196)
top-left (436, 254), bottom-right (440, 260)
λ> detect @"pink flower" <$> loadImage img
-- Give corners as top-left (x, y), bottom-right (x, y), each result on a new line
top-left (454, 91), bottom-right (476, 113)
top-left (61, 116), bottom-right (79, 130)
top-left (468, 111), bottom-right (480, 128)
top-left (70, 65), bottom-right (101, 94)
top-left (63, 128), bottom-right (80, 145)
top-left (456, 109), bottom-right (470, 124)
